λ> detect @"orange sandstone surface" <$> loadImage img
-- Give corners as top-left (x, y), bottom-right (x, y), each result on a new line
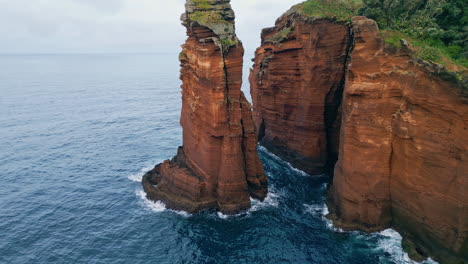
top-left (142, 0), bottom-right (267, 215)
top-left (250, 11), bottom-right (351, 175)
top-left (328, 17), bottom-right (467, 263)
top-left (250, 10), bottom-right (467, 263)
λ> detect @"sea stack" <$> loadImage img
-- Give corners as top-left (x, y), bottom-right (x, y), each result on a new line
top-left (142, 0), bottom-right (267, 214)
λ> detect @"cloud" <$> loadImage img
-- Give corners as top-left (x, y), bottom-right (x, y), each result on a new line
top-left (232, 0), bottom-right (303, 56)
top-left (0, 0), bottom-right (303, 54)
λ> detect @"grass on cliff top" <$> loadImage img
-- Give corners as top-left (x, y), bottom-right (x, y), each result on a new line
top-left (190, 11), bottom-right (225, 25)
top-left (382, 30), bottom-right (468, 71)
top-left (189, 0), bottom-right (231, 27)
top-left (193, 0), bottom-right (211, 10)
top-left (296, 0), bottom-right (363, 22)
top-left (190, 0), bottom-right (224, 24)
top-left (294, 0), bottom-right (467, 71)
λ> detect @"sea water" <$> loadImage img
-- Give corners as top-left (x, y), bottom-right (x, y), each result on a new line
top-left (0, 53), bottom-right (437, 264)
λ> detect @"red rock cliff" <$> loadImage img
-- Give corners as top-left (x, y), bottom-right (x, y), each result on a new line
top-left (142, 0), bottom-right (267, 215)
top-left (250, 8), bottom-right (467, 263)
top-left (250, 11), bottom-right (351, 175)
top-left (328, 17), bottom-right (468, 263)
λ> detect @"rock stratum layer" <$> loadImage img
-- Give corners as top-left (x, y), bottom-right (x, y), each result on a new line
top-left (250, 9), bottom-right (467, 264)
top-left (250, 11), bottom-right (351, 175)
top-left (143, 0), bottom-right (267, 215)
top-left (329, 17), bottom-right (468, 264)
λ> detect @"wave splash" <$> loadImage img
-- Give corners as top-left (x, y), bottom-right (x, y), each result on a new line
top-left (375, 229), bottom-right (438, 264)
top-left (258, 145), bottom-right (312, 177)
top-left (136, 187), bottom-right (281, 220)
top-left (128, 164), bottom-right (157, 182)
top-left (216, 186), bottom-right (283, 219)
top-left (136, 190), bottom-right (166, 212)
top-left (135, 190), bottom-right (191, 217)
top-left (304, 201), bottom-right (345, 233)
top-left (303, 201), bottom-right (439, 264)
top-left (303, 182), bottom-right (344, 232)
top-left (132, 152), bottom-right (437, 264)
top-left (303, 199), bottom-right (439, 264)
top-left (131, 154), bottom-right (438, 264)
top-left (133, 167), bottom-right (282, 219)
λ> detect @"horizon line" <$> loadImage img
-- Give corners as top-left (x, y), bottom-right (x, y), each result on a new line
top-left (0, 51), bottom-right (181, 56)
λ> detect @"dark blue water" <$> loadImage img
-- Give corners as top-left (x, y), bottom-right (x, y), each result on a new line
top-left (0, 54), bottom-right (436, 264)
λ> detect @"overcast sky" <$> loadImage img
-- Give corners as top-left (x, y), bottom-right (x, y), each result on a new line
top-left (0, 0), bottom-right (303, 55)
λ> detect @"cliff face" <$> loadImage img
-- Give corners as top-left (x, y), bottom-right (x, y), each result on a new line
top-left (329, 17), bottom-right (468, 263)
top-left (143, 0), bottom-right (267, 214)
top-left (250, 10), bottom-right (467, 263)
top-left (250, 12), bottom-right (351, 175)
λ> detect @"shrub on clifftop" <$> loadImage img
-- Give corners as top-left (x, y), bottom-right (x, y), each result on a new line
top-left (360, 0), bottom-right (467, 68)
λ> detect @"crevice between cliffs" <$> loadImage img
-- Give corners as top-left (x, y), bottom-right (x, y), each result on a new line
top-left (323, 24), bottom-right (354, 176)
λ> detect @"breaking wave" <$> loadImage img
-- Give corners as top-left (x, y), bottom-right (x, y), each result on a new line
top-left (135, 190), bottom-right (191, 217)
top-left (258, 145), bottom-right (311, 176)
top-left (216, 186), bottom-right (284, 219)
top-left (136, 190), bottom-right (166, 212)
top-left (375, 229), bottom-right (438, 264)
top-left (304, 201), bottom-right (345, 233)
top-left (128, 164), bottom-right (157, 182)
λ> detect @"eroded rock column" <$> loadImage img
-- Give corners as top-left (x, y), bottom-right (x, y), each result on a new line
top-left (142, 0), bottom-right (267, 214)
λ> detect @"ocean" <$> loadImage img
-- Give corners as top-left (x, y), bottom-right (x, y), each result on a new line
top-left (0, 53), bottom-right (437, 264)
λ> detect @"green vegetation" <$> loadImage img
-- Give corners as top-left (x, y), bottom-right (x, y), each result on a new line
top-left (382, 30), bottom-right (468, 68)
top-left (187, 1), bottom-right (238, 51)
top-left (188, 11), bottom-right (237, 50)
top-left (179, 52), bottom-right (187, 61)
top-left (192, 0), bottom-right (211, 10)
top-left (189, 11), bottom-right (225, 25)
top-left (294, 0), bottom-right (467, 69)
top-left (361, 0), bottom-right (467, 69)
top-left (219, 38), bottom-right (238, 48)
top-left (266, 28), bottom-right (292, 44)
top-left (296, 0), bottom-right (363, 22)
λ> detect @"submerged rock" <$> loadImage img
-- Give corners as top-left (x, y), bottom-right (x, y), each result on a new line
top-left (143, 0), bottom-right (267, 215)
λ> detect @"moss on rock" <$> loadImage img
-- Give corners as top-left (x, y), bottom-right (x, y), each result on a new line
top-left (184, 0), bottom-right (238, 50)
top-left (294, 0), bottom-right (362, 22)
top-left (265, 28), bottom-right (292, 44)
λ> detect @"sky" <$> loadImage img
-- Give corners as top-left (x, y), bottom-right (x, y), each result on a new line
top-left (0, 0), bottom-right (304, 55)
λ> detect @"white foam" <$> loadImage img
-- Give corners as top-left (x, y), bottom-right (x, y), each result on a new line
top-left (135, 190), bottom-right (192, 217)
top-left (136, 190), bottom-right (166, 212)
top-left (304, 201), bottom-right (441, 262)
top-left (215, 187), bottom-right (283, 219)
top-left (251, 188), bottom-right (281, 211)
top-left (325, 219), bottom-right (345, 233)
top-left (303, 182), bottom-right (342, 232)
top-left (128, 163), bottom-right (160, 182)
top-left (304, 203), bottom-right (439, 263)
top-left (320, 182), bottom-right (328, 191)
top-left (304, 203), bottom-right (328, 216)
top-left (173, 210), bottom-right (191, 217)
top-left (304, 202), bottom-right (345, 233)
top-left (258, 145), bottom-right (310, 176)
top-left (376, 229), bottom-right (439, 264)
top-left (216, 212), bottom-right (232, 219)
top-left (135, 182), bottom-right (281, 220)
